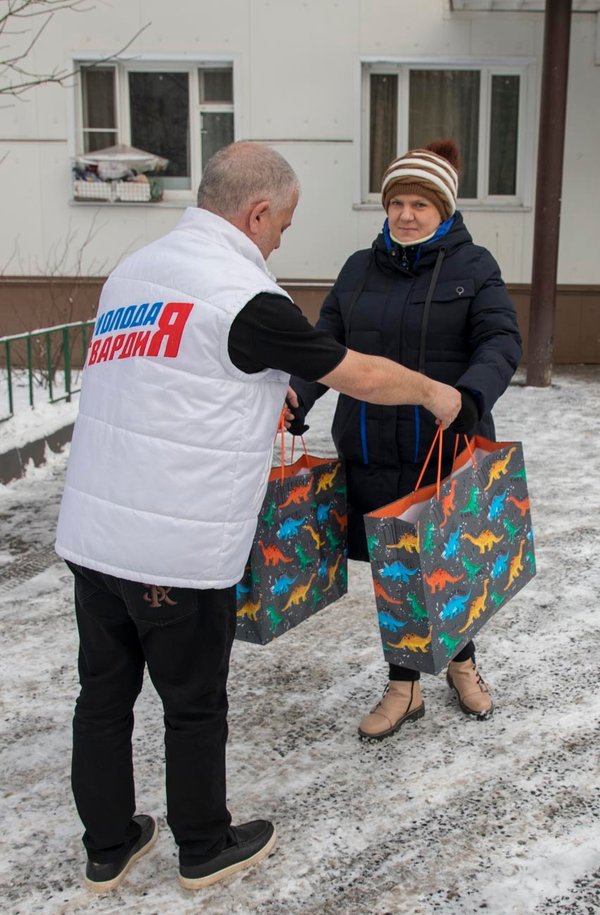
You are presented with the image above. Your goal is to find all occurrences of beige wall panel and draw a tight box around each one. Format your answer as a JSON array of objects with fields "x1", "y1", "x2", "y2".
[
  {"x1": 0, "y1": 144, "x2": 44, "y2": 275},
  {"x1": 28, "y1": 84, "x2": 71, "y2": 143},
  {"x1": 0, "y1": 102, "x2": 40, "y2": 141},
  {"x1": 129, "y1": 0, "x2": 250, "y2": 53},
  {"x1": 468, "y1": 14, "x2": 539, "y2": 55},
  {"x1": 459, "y1": 210, "x2": 528, "y2": 282},
  {"x1": 556, "y1": 15, "x2": 600, "y2": 285},
  {"x1": 68, "y1": 5, "x2": 146, "y2": 56},
  {"x1": 358, "y1": 0, "x2": 470, "y2": 56},
  {"x1": 355, "y1": 209, "x2": 391, "y2": 256},
  {"x1": 248, "y1": 0, "x2": 358, "y2": 138},
  {"x1": 267, "y1": 142, "x2": 357, "y2": 279},
  {"x1": 518, "y1": 209, "x2": 535, "y2": 286},
  {"x1": 55, "y1": 207, "x2": 183, "y2": 278}
]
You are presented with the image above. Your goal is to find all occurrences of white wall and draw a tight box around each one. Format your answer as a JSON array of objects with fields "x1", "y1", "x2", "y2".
[{"x1": 0, "y1": 0, "x2": 599, "y2": 285}]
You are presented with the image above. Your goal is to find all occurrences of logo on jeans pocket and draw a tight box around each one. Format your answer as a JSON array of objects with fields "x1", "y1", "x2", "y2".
[{"x1": 143, "y1": 585, "x2": 178, "y2": 608}]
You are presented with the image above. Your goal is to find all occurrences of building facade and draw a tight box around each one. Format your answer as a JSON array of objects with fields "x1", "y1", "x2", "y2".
[{"x1": 1, "y1": 0, "x2": 599, "y2": 361}]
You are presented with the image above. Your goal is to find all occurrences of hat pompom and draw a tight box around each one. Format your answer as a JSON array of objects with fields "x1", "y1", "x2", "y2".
[{"x1": 425, "y1": 139, "x2": 460, "y2": 173}]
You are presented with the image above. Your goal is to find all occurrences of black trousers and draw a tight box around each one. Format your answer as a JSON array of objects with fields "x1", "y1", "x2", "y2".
[
  {"x1": 388, "y1": 640, "x2": 475, "y2": 681},
  {"x1": 68, "y1": 562, "x2": 237, "y2": 867}
]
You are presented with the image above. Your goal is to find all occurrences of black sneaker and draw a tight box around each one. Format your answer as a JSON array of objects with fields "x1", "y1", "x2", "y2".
[
  {"x1": 179, "y1": 820, "x2": 276, "y2": 890},
  {"x1": 85, "y1": 814, "x2": 158, "y2": 893}
]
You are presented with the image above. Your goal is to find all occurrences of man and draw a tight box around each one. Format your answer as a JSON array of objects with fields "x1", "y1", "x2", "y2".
[{"x1": 55, "y1": 141, "x2": 460, "y2": 894}]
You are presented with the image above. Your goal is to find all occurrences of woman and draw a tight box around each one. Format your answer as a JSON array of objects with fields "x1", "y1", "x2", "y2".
[{"x1": 290, "y1": 140, "x2": 522, "y2": 740}]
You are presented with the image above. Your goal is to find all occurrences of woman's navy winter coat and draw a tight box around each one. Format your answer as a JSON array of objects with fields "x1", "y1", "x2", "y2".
[{"x1": 291, "y1": 212, "x2": 522, "y2": 561}]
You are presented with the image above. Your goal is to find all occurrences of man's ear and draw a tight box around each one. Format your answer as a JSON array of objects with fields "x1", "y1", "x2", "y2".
[{"x1": 248, "y1": 200, "x2": 270, "y2": 237}]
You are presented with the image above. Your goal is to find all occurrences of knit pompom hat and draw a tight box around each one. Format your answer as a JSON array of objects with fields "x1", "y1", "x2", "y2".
[{"x1": 381, "y1": 139, "x2": 460, "y2": 219}]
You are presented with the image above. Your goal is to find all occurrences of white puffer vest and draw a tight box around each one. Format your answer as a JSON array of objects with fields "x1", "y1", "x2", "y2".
[{"x1": 55, "y1": 208, "x2": 290, "y2": 588}]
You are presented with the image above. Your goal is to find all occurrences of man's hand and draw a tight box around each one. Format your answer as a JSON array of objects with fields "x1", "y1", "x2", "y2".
[
  {"x1": 283, "y1": 386, "x2": 309, "y2": 435},
  {"x1": 424, "y1": 379, "x2": 462, "y2": 430}
]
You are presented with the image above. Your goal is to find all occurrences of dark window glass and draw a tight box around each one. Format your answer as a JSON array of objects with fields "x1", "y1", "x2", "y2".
[
  {"x1": 129, "y1": 72, "x2": 190, "y2": 181},
  {"x1": 201, "y1": 68, "x2": 233, "y2": 103},
  {"x1": 81, "y1": 67, "x2": 117, "y2": 152},
  {"x1": 201, "y1": 112, "x2": 234, "y2": 166},
  {"x1": 409, "y1": 70, "x2": 480, "y2": 198},
  {"x1": 489, "y1": 75, "x2": 519, "y2": 195},
  {"x1": 83, "y1": 132, "x2": 117, "y2": 153},
  {"x1": 369, "y1": 74, "x2": 398, "y2": 193}
]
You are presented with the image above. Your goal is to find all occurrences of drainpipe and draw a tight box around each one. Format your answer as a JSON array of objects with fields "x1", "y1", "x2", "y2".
[{"x1": 526, "y1": 0, "x2": 572, "y2": 387}]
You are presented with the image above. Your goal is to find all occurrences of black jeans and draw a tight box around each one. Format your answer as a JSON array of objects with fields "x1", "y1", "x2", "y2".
[{"x1": 68, "y1": 562, "x2": 237, "y2": 867}]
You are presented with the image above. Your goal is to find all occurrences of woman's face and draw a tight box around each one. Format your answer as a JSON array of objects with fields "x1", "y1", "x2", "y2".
[{"x1": 386, "y1": 193, "x2": 442, "y2": 243}]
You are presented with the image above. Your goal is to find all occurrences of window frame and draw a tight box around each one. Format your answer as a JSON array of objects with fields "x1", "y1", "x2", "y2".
[
  {"x1": 358, "y1": 57, "x2": 536, "y2": 210},
  {"x1": 72, "y1": 54, "x2": 238, "y2": 202}
]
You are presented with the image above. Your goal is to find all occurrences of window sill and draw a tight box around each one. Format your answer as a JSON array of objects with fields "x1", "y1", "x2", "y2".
[{"x1": 70, "y1": 197, "x2": 195, "y2": 209}]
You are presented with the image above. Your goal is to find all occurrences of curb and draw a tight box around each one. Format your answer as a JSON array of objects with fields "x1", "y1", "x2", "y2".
[{"x1": 0, "y1": 423, "x2": 74, "y2": 485}]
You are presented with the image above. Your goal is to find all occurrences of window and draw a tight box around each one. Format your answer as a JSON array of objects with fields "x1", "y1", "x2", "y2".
[
  {"x1": 129, "y1": 72, "x2": 190, "y2": 190},
  {"x1": 78, "y1": 61, "x2": 235, "y2": 196},
  {"x1": 81, "y1": 67, "x2": 118, "y2": 152},
  {"x1": 363, "y1": 62, "x2": 529, "y2": 206},
  {"x1": 198, "y1": 68, "x2": 235, "y2": 168}
]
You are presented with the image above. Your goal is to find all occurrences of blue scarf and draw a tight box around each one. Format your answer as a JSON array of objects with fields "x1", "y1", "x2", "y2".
[{"x1": 383, "y1": 215, "x2": 455, "y2": 267}]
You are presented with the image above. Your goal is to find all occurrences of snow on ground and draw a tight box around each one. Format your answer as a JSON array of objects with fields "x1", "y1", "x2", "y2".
[
  {"x1": 0, "y1": 366, "x2": 599, "y2": 915},
  {"x1": 1, "y1": 370, "x2": 80, "y2": 451}
]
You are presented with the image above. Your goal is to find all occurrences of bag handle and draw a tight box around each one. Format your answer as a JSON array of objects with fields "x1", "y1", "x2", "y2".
[
  {"x1": 276, "y1": 410, "x2": 308, "y2": 480},
  {"x1": 452, "y1": 433, "x2": 460, "y2": 464},
  {"x1": 414, "y1": 428, "x2": 480, "y2": 499},
  {"x1": 462, "y1": 434, "x2": 478, "y2": 471},
  {"x1": 289, "y1": 429, "x2": 308, "y2": 464},
  {"x1": 414, "y1": 425, "x2": 444, "y2": 499},
  {"x1": 452, "y1": 432, "x2": 478, "y2": 472}
]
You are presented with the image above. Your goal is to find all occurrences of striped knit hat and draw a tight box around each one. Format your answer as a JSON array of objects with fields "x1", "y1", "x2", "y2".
[{"x1": 381, "y1": 140, "x2": 459, "y2": 219}]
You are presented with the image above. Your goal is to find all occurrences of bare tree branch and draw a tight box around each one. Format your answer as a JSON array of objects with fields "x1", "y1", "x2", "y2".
[
  {"x1": 0, "y1": 1, "x2": 150, "y2": 98},
  {"x1": 0, "y1": 0, "x2": 91, "y2": 31}
]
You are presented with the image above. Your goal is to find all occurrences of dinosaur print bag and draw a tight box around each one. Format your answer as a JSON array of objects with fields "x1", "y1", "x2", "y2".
[
  {"x1": 364, "y1": 431, "x2": 536, "y2": 674},
  {"x1": 235, "y1": 447, "x2": 348, "y2": 645}
]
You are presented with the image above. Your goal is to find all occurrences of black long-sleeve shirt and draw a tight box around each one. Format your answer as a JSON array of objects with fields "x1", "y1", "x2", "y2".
[{"x1": 228, "y1": 292, "x2": 346, "y2": 381}]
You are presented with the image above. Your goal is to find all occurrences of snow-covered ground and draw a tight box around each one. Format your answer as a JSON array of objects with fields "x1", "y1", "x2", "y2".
[
  {"x1": 1, "y1": 366, "x2": 599, "y2": 915},
  {"x1": 1, "y1": 369, "x2": 80, "y2": 451}
]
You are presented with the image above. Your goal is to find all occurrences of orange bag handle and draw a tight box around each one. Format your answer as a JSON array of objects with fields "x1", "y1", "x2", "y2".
[
  {"x1": 451, "y1": 433, "x2": 478, "y2": 471},
  {"x1": 414, "y1": 424, "x2": 444, "y2": 500},
  {"x1": 277, "y1": 412, "x2": 286, "y2": 479},
  {"x1": 452, "y1": 433, "x2": 460, "y2": 464},
  {"x1": 414, "y1": 428, "x2": 480, "y2": 500},
  {"x1": 276, "y1": 410, "x2": 308, "y2": 480},
  {"x1": 289, "y1": 430, "x2": 308, "y2": 464},
  {"x1": 462, "y1": 434, "x2": 478, "y2": 471}
]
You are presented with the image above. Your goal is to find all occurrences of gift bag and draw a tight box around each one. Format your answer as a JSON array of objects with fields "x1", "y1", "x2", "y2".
[
  {"x1": 364, "y1": 429, "x2": 536, "y2": 674},
  {"x1": 235, "y1": 435, "x2": 348, "y2": 645}
]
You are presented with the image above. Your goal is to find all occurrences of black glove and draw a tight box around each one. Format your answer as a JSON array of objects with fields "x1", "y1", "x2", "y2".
[
  {"x1": 286, "y1": 396, "x2": 310, "y2": 436},
  {"x1": 451, "y1": 388, "x2": 480, "y2": 435}
]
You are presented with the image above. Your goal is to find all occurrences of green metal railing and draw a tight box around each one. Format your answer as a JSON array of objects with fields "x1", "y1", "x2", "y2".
[{"x1": 1, "y1": 320, "x2": 95, "y2": 419}]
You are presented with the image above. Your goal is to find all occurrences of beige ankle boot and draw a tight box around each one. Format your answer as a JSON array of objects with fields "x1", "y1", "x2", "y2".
[
  {"x1": 358, "y1": 680, "x2": 425, "y2": 740},
  {"x1": 447, "y1": 659, "x2": 493, "y2": 719}
]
